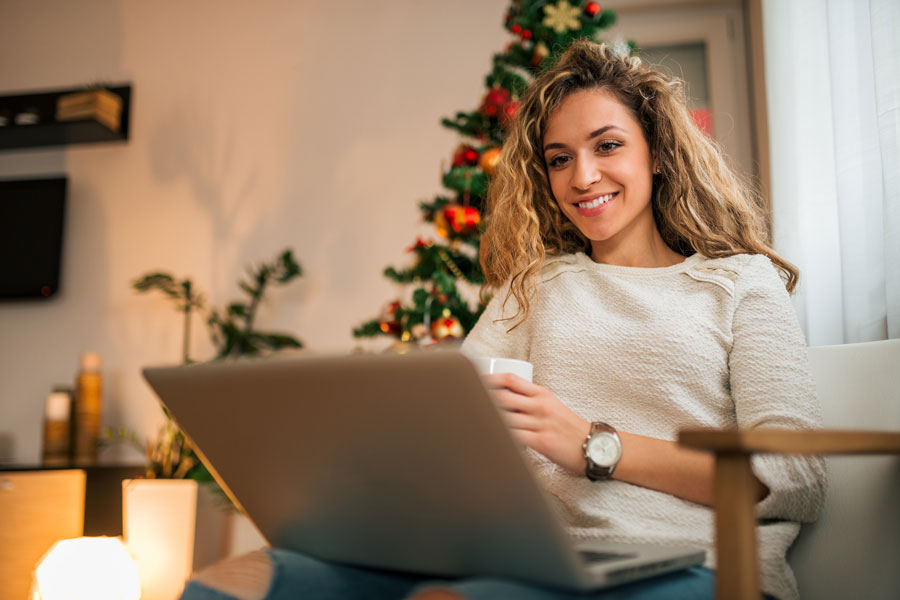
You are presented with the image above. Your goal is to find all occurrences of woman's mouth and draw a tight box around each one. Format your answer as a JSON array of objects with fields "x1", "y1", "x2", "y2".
[{"x1": 574, "y1": 192, "x2": 617, "y2": 214}]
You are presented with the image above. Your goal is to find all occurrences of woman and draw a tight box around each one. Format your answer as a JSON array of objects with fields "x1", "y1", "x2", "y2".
[
  {"x1": 182, "y1": 40, "x2": 824, "y2": 600},
  {"x1": 461, "y1": 40, "x2": 825, "y2": 599}
]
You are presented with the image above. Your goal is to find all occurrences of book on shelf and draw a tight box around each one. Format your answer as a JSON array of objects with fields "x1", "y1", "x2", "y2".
[{"x1": 56, "y1": 88, "x2": 123, "y2": 132}]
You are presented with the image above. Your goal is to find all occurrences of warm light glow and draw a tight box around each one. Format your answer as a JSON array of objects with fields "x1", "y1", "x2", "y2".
[{"x1": 32, "y1": 537, "x2": 141, "y2": 600}]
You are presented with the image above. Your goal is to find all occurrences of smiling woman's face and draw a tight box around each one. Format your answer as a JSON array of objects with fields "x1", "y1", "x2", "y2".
[{"x1": 542, "y1": 88, "x2": 657, "y2": 258}]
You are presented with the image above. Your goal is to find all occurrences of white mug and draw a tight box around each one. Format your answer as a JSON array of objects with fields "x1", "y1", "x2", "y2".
[{"x1": 471, "y1": 357, "x2": 533, "y2": 382}]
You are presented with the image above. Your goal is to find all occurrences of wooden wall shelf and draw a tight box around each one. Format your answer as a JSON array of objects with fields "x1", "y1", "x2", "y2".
[{"x1": 0, "y1": 84, "x2": 131, "y2": 151}]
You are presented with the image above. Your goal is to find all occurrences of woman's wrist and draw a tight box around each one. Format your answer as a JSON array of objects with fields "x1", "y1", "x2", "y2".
[{"x1": 564, "y1": 418, "x2": 592, "y2": 475}]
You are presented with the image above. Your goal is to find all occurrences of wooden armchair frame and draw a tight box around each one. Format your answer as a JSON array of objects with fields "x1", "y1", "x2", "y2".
[{"x1": 679, "y1": 428, "x2": 900, "y2": 599}]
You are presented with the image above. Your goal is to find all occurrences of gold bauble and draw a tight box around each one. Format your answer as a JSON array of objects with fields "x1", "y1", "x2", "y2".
[
  {"x1": 479, "y1": 147, "x2": 502, "y2": 176},
  {"x1": 434, "y1": 203, "x2": 462, "y2": 238},
  {"x1": 430, "y1": 309, "x2": 464, "y2": 341}
]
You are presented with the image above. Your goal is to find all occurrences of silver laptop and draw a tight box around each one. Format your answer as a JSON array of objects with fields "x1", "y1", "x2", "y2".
[{"x1": 143, "y1": 351, "x2": 705, "y2": 591}]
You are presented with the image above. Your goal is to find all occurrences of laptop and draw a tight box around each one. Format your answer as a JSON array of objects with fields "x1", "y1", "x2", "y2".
[{"x1": 142, "y1": 351, "x2": 705, "y2": 591}]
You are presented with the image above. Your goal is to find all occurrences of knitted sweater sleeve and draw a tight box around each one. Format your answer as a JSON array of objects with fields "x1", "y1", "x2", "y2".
[
  {"x1": 730, "y1": 255, "x2": 827, "y2": 522},
  {"x1": 460, "y1": 285, "x2": 532, "y2": 361}
]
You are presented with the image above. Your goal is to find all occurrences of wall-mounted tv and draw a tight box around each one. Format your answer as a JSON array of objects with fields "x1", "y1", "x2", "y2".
[{"x1": 0, "y1": 176, "x2": 66, "y2": 299}]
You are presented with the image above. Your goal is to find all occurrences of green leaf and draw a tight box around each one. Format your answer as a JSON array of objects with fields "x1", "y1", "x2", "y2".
[
  {"x1": 411, "y1": 287, "x2": 431, "y2": 305},
  {"x1": 133, "y1": 273, "x2": 181, "y2": 299},
  {"x1": 276, "y1": 249, "x2": 302, "y2": 282},
  {"x1": 250, "y1": 332, "x2": 303, "y2": 351},
  {"x1": 227, "y1": 303, "x2": 248, "y2": 319},
  {"x1": 353, "y1": 319, "x2": 389, "y2": 338},
  {"x1": 598, "y1": 10, "x2": 617, "y2": 29}
]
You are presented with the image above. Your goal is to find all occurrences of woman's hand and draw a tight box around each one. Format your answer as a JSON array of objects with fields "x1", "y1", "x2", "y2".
[
  {"x1": 481, "y1": 374, "x2": 761, "y2": 506},
  {"x1": 482, "y1": 373, "x2": 590, "y2": 475}
]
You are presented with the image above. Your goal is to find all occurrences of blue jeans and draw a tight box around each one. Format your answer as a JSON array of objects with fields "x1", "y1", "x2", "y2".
[{"x1": 181, "y1": 549, "x2": 719, "y2": 599}]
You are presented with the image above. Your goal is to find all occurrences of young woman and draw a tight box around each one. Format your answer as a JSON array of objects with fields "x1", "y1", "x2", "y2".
[
  {"x1": 181, "y1": 40, "x2": 824, "y2": 600},
  {"x1": 460, "y1": 40, "x2": 825, "y2": 600}
]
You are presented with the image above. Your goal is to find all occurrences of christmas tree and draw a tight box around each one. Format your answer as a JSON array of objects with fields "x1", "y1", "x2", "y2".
[{"x1": 353, "y1": 1, "x2": 624, "y2": 349}]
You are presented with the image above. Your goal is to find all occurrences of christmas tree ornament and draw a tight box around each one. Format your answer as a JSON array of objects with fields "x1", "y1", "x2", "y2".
[
  {"x1": 451, "y1": 144, "x2": 480, "y2": 167},
  {"x1": 434, "y1": 206, "x2": 453, "y2": 238},
  {"x1": 387, "y1": 330, "x2": 419, "y2": 354},
  {"x1": 531, "y1": 42, "x2": 550, "y2": 67},
  {"x1": 431, "y1": 309, "x2": 464, "y2": 341},
  {"x1": 378, "y1": 300, "x2": 402, "y2": 336},
  {"x1": 439, "y1": 204, "x2": 481, "y2": 237},
  {"x1": 479, "y1": 147, "x2": 502, "y2": 176},
  {"x1": 407, "y1": 237, "x2": 433, "y2": 252},
  {"x1": 543, "y1": 0, "x2": 582, "y2": 34},
  {"x1": 410, "y1": 323, "x2": 428, "y2": 340},
  {"x1": 436, "y1": 248, "x2": 466, "y2": 280},
  {"x1": 521, "y1": 29, "x2": 533, "y2": 40},
  {"x1": 480, "y1": 88, "x2": 512, "y2": 118},
  {"x1": 501, "y1": 101, "x2": 520, "y2": 129},
  {"x1": 584, "y1": 2, "x2": 601, "y2": 17},
  {"x1": 511, "y1": 24, "x2": 522, "y2": 35}
]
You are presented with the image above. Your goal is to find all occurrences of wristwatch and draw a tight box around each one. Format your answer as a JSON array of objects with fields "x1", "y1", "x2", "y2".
[{"x1": 582, "y1": 422, "x2": 622, "y2": 481}]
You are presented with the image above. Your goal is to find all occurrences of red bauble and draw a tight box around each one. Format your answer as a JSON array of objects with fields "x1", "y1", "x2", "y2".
[
  {"x1": 511, "y1": 24, "x2": 522, "y2": 34},
  {"x1": 451, "y1": 144, "x2": 480, "y2": 167},
  {"x1": 522, "y1": 29, "x2": 532, "y2": 40},
  {"x1": 453, "y1": 205, "x2": 481, "y2": 235},
  {"x1": 585, "y1": 2, "x2": 601, "y2": 17},
  {"x1": 379, "y1": 301, "x2": 402, "y2": 336},
  {"x1": 501, "y1": 101, "x2": 519, "y2": 128},
  {"x1": 480, "y1": 88, "x2": 512, "y2": 118},
  {"x1": 431, "y1": 311, "x2": 464, "y2": 341},
  {"x1": 407, "y1": 237, "x2": 433, "y2": 252},
  {"x1": 439, "y1": 204, "x2": 481, "y2": 237}
]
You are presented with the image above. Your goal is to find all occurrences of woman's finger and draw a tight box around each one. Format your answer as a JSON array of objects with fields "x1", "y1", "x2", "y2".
[
  {"x1": 509, "y1": 428, "x2": 539, "y2": 449},
  {"x1": 481, "y1": 372, "x2": 540, "y2": 395},
  {"x1": 490, "y1": 388, "x2": 537, "y2": 413},
  {"x1": 498, "y1": 409, "x2": 540, "y2": 432}
]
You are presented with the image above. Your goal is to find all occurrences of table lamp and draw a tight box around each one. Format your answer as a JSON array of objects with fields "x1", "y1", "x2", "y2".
[{"x1": 32, "y1": 536, "x2": 141, "y2": 600}]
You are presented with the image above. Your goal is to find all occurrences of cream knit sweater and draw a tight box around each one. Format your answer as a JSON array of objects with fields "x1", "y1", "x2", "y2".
[{"x1": 460, "y1": 252, "x2": 826, "y2": 600}]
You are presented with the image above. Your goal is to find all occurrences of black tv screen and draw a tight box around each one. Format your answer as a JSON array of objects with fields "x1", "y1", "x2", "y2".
[{"x1": 0, "y1": 176, "x2": 66, "y2": 299}]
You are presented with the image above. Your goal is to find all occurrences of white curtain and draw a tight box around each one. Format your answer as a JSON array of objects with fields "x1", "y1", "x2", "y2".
[{"x1": 762, "y1": 0, "x2": 899, "y2": 346}]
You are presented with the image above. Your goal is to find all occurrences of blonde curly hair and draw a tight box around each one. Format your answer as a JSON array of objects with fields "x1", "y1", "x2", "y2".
[{"x1": 480, "y1": 39, "x2": 797, "y2": 326}]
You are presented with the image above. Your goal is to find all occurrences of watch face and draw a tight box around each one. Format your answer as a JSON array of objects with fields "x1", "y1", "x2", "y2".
[{"x1": 587, "y1": 433, "x2": 621, "y2": 467}]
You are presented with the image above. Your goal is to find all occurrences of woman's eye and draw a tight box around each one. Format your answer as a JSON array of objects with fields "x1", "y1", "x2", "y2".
[
  {"x1": 548, "y1": 155, "x2": 570, "y2": 168},
  {"x1": 597, "y1": 141, "x2": 622, "y2": 153}
]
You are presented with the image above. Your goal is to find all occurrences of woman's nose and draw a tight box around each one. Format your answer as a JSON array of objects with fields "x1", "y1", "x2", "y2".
[{"x1": 572, "y1": 158, "x2": 601, "y2": 190}]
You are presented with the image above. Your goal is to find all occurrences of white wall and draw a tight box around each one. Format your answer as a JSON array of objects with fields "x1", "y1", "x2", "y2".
[{"x1": 0, "y1": 0, "x2": 507, "y2": 464}]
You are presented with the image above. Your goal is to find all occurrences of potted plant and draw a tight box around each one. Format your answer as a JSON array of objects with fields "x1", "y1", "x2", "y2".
[
  {"x1": 128, "y1": 248, "x2": 303, "y2": 485},
  {"x1": 110, "y1": 249, "x2": 304, "y2": 584}
]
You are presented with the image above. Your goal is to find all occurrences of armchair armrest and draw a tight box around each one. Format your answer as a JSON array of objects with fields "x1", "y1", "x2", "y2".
[
  {"x1": 679, "y1": 428, "x2": 900, "y2": 455},
  {"x1": 677, "y1": 428, "x2": 900, "y2": 600}
]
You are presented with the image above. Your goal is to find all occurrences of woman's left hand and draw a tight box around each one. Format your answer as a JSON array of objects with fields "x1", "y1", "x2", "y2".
[{"x1": 482, "y1": 373, "x2": 591, "y2": 474}]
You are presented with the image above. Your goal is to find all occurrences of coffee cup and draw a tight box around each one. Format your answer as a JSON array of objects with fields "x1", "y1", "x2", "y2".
[{"x1": 470, "y1": 357, "x2": 533, "y2": 382}]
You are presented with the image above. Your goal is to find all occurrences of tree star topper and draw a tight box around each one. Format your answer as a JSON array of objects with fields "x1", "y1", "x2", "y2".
[{"x1": 543, "y1": 0, "x2": 582, "y2": 34}]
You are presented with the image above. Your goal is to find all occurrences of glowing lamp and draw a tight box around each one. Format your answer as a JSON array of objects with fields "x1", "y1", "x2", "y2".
[{"x1": 32, "y1": 536, "x2": 141, "y2": 600}]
